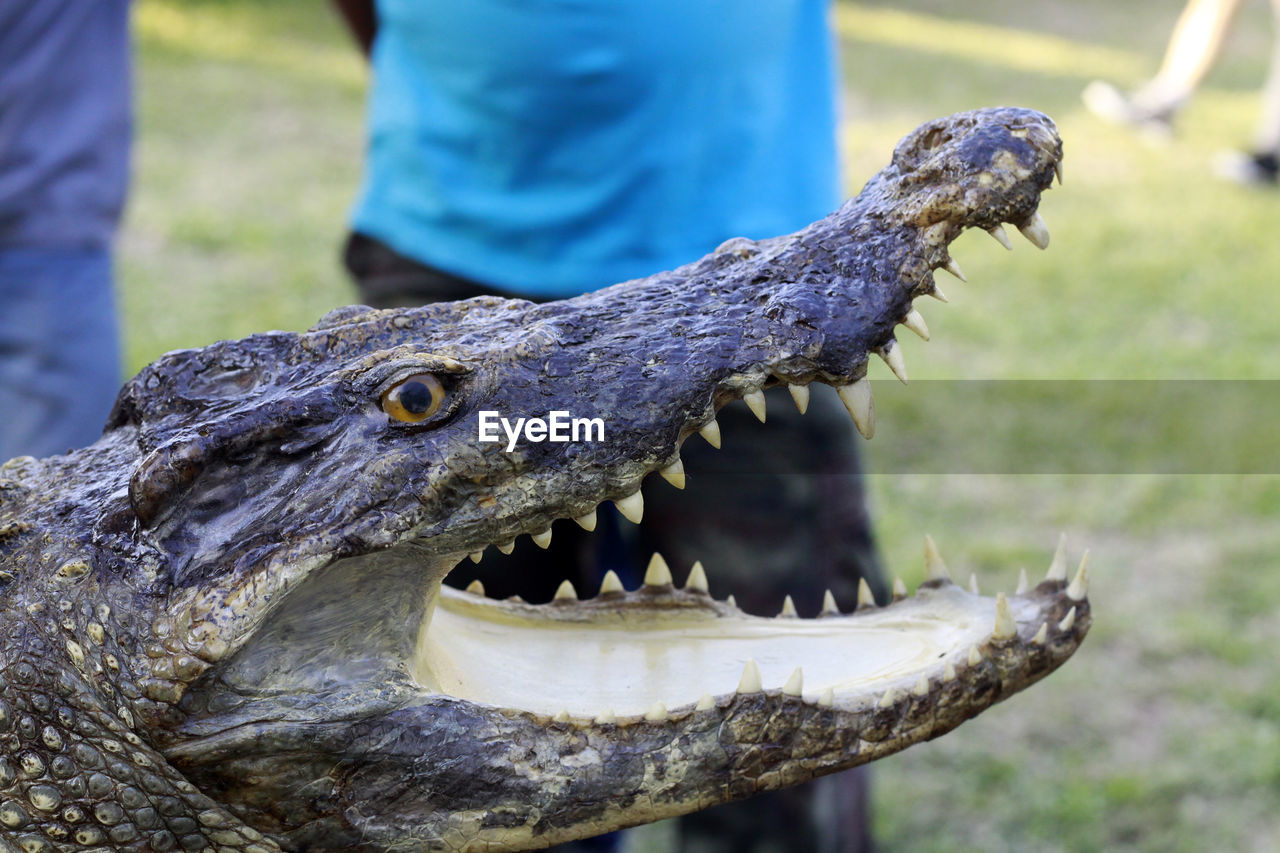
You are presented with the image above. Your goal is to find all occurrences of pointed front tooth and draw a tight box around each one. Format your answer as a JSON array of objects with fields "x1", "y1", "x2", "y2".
[
  {"x1": 782, "y1": 667, "x2": 804, "y2": 696},
  {"x1": 924, "y1": 534, "x2": 951, "y2": 582},
  {"x1": 615, "y1": 490, "x2": 644, "y2": 524},
  {"x1": 726, "y1": 593, "x2": 738, "y2": 609},
  {"x1": 574, "y1": 508, "x2": 598, "y2": 532},
  {"x1": 469, "y1": 550, "x2": 485, "y2": 564},
  {"x1": 497, "y1": 541, "x2": 515, "y2": 555},
  {"x1": 993, "y1": 592, "x2": 1017, "y2": 640},
  {"x1": 968, "y1": 573, "x2": 980, "y2": 595},
  {"x1": 818, "y1": 687, "x2": 835, "y2": 708},
  {"x1": 1054, "y1": 161, "x2": 1064, "y2": 185},
  {"x1": 531, "y1": 529, "x2": 553, "y2": 549},
  {"x1": 743, "y1": 389, "x2": 767, "y2": 423},
  {"x1": 737, "y1": 659, "x2": 763, "y2": 693},
  {"x1": 856, "y1": 578, "x2": 875, "y2": 609},
  {"x1": 913, "y1": 674, "x2": 929, "y2": 696},
  {"x1": 943, "y1": 257, "x2": 967, "y2": 282},
  {"x1": 659, "y1": 458, "x2": 686, "y2": 489},
  {"x1": 878, "y1": 687, "x2": 900, "y2": 709},
  {"x1": 685, "y1": 561, "x2": 709, "y2": 593},
  {"x1": 1046, "y1": 533, "x2": 1068, "y2": 581},
  {"x1": 837, "y1": 378, "x2": 875, "y2": 439},
  {"x1": 695, "y1": 694, "x2": 716, "y2": 711},
  {"x1": 943, "y1": 660, "x2": 957, "y2": 682},
  {"x1": 1032, "y1": 623, "x2": 1049, "y2": 645},
  {"x1": 901, "y1": 308, "x2": 930, "y2": 341},
  {"x1": 465, "y1": 579, "x2": 486, "y2": 596},
  {"x1": 554, "y1": 579, "x2": 578, "y2": 602},
  {"x1": 1015, "y1": 567, "x2": 1029, "y2": 595},
  {"x1": 1067, "y1": 551, "x2": 1090, "y2": 600},
  {"x1": 987, "y1": 224, "x2": 1014, "y2": 250},
  {"x1": 599, "y1": 570, "x2": 625, "y2": 595},
  {"x1": 878, "y1": 341, "x2": 908, "y2": 384},
  {"x1": 644, "y1": 553, "x2": 673, "y2": 587},
  {"x1": 892, "y1": 576, "x2": 908, "y2": 600},
  {"x1": 788, "y1": 383, "x2": 810, "y2": 414},
  {"x1": 779, "y1": 595, "x2": 798, "y2": 617},
  {"x1": 1018, "y1": 211, "x2": 1050, "y2": 249},
  {"x1": 1058, "y1": 606, "x2": 1077, "y2": 632},
  {"x1": 968, "y1": 646, "x2": 984, "y2": 666},
  {"x1": 595, "y1": 709, "x2": 616, "y2": 724},
  {"x1": 645, "y1": 702, "x2": 668, "y2": 722},
  {"x1": 929, "y1": 283, "x2": 950, "y2": 302},
  {"x1": 822, "y1": 589, "x2": 841, "y2": 615},
  {"x1": 698, "y1": 419, "x2": 722, "y2": 449}
]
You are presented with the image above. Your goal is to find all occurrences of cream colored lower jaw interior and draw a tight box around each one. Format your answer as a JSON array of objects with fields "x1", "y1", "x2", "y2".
[{"x1": 412, "y1": 585, "x2": 1024, "y2": 717}]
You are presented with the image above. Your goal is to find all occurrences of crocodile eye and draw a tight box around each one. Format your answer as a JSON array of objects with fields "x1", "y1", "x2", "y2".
[{"x1": 381, "y1": 373, "x2": 446, "y2": 423}]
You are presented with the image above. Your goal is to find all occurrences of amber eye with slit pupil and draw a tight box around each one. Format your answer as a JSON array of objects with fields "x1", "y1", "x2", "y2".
[{"x1": 381, "y1": 372, "x2": 445, "y2": 423}]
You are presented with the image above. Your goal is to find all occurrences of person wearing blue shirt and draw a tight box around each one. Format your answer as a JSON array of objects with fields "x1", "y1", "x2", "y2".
[
  {"x1": 0, "y1": 2, "x2": 131, "y2": 461},
  {"x1": 333, "y1": 3, "x2": 880, "y2": 851}
]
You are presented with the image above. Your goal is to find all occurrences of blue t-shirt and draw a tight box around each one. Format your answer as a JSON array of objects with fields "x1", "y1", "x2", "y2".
[
  {"x1": 0, "y1": 1, "x2": 132, "y2": 251},
  {"x1": 353, "y1": 0, "x2": 839, "y2": 298}
]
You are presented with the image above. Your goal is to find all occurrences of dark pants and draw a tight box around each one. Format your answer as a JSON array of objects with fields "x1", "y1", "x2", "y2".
[{"x1": 344, "y1": 233, "x2": 880, "y2": 853}]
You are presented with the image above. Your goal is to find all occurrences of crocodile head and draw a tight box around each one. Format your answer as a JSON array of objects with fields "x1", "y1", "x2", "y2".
[{"x1": 0, "y1": 108, "x2": 1087, "y2": 852}]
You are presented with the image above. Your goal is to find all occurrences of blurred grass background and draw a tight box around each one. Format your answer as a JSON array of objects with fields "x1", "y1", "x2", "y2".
[{"x1": 124, "y1": 1, "x2": 1280, "y2": 850}]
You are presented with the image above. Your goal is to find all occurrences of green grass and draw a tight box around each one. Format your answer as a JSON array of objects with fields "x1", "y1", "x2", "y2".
[{"x1": 125, "y1": 1, "x2": 1280, "y2": 850}]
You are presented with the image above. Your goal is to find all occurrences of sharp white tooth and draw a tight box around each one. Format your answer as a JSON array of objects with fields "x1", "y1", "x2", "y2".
[
  {"x1": 877, "y1": 341, "x2": 908, "y2": 384},
  {"x1": 943, "y1": 257, "x2": 967, "y2": 282},
  {"x1": 822, "y1": 589, "x2": 841, "y2": 615},
  {"x1": 901, "y1": 309, "x2": 930, "y2": 341},
  {"x1": 857, "y1": 578, "x2": 875, "y2": 609},
  {"x1": 788, "y1": 383, "x2": 810, "y2": 414},
  {"x1": 497, "y1": 541, "x2": 515, "y2": 555},
  {"x1": 465, "y1": 579, "x2": 486, "y2": 596},
  {"x1": 696, "y1": 694, "x2": 716, "y2": 711},
  {"x1": 929, "y1": 283, "x2": 950, "y2": 302},
  {"x1": 726, "y1": 593, "x2": 738, "y2": 609},
  {"x1": 924, "y1": 534, "x2": 951, "y2": 582},
  {"x1": 685, "y1": 560, "x2": 709, "y2": 593},
  {"x1": 968, "y1": 646, "x2": 983, "y2": 666},
  {"x1": 554, "y1": 580, "x2": 578, "y2": 602},
  {"x1": 659, "y1": 458, "x2": 686, "y2": 489},
  {"x1": 968, "y1": 573, "x2": 980, "y2": 595},
  {"x1": 782, "y1": 667, "x2": 804, "y2": 696},
  {"x1": 595, "y1": 709, "x2": 616, "y2": 724},
  {"x1": 993, "y1": 592, "x2": 1017, "y2": 640},
  {"x1": 644, "y1": 702, "x2": 668, "y2": 722},
  {"x1": 1046, "y1": 532, "x2": 1068, "y2": 581},
  {"x1": 818, "y1": 687, "x2": 835, "y2": 708},
  {"x1": 1058, "y1": 606, "x2": 1077, "y2": 632},
  {"x1": 698, "y1": 419, "x2": 722, "y2": 449},
  {"x1": 779, "y1": 595, "x2": 798, "y2": 617},
  {"x1": 1054, "y1": 161, "x2": 1064, "y2": 185},
  {"x1": 943, "y1": 660, "x2": 957, "y2": 682},
  {"x1": 743, "y1": 389, "x2": 767, "y2": 422},
  {"x1": 644, "y1": 553, "x2": 673, "y2": 587},
  {"x1": 892, "y1": 576, "x2": 908, "y2": 600},
  {"x1": 1067, "y1": 551, "x2": 1090, "y2": 601},
  {"x1": 1015, "y1": 567, "x2": 1029, "y2": 595},
  {"x1": 837, "y1": 378, "x2": 875, "y2": 439},
  {"x1": 469, "y1": 550, "x2": 485, "y2": 564},
  {"x1": 553, "y1": 710, "x2": 570, "y2": 723},
  {"x1": 1018, "y1": 211, "x2": 1050, "y2": 249},
  {"x1": 531, "y1": 529, "x2": 553, "y2": 549},
  {"x1": 1032, "y1": 623, "x2": 1049, "y2": 645},
  {"x1": 737, "y1": 659, "x2": 763, "y2": 693},
  {"x1": 574, "y1": 509, "x2": 598, "y2": 531},
  {"x1": 878, "y1": 687, "x2": 900, "y2": 708},
  {"x1": 615, "y1": 490, "x2": 644, "y2": 524},
  {"x1": 913, "y1": 674, "x2": 929, "y2": 696},
  {"x1": 599, "y1": 570, "x2": 625, "y2": 595},
  {"x1": 987, "y1": 224, "x2": 1014, "y2": 250}
]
